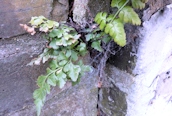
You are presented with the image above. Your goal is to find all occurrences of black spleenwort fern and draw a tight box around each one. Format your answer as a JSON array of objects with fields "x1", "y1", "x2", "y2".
[{"x1": 26, "y1": 16, "x2": 90, "y2": 116}]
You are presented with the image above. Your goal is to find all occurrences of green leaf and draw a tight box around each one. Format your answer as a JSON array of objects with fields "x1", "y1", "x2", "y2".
[
  {"x1": 66, "y1": 50, "x2": 71, "y2": 58},
  {"x1": 82, "y1": 65, "x2": 92, "y2": 72},
  {"x1": 34, "y1": 99, "x2": 43, "y2": 116},
  {"x1": 56, "y1": 37, "x2": 68, "y2": 46},
  {"x1": 63, "y1": 33, "x2": 73, "y2": 40},
  {"x1": 58, "y1": 78, "x2": 66, "y2": 88},
  {"x1": 56, "y1": 71, "x2": 67, "y2": 88},
  {"x1": 111, "y1": 0, "x2": 127, "y2": 8},
  {"x1": 49, "y1": 60, "x2": 58, "y2": 70},
  {"x1": 106, "y1": 14, "x2": 114, "y2": 22},
  {"x1": 39, "y1": 16, "x2": 46, "y2": 20},
  {"x1": 54, "y1": 22, "x2": 60, "y2": 27},
  {"x1": 91, "y1": 40, "x2": 103, "y2": 52},
  {"x1": 47, "y1": 73, "x2": 57, "y2": 86},
  {"x1": 111, "y1": 0, "x2": 119, "y2": 7},
  {"x1": 94, "y1": 12, "x2": 107, "y2": 30},
  {"x1": 37, "y1": 75, "x2": 47, "y2": 87},
  {"x1": 68, "y1": 65, "x2": 81, "y2": 82},
  {"x1": 49, "y1": 29, "x2": 63, "y2": 38},
  {"x1": 73, "y1": 34, "x2": 81, "y2": 40},
  {"x1": 33, "y1": 89, "x2": 46, "y2": 101},
  {"x1": 71, "y1": 51, "x2": 78, "y2": 61},
  {"x1": 46, "y1": 67, "x2": 54, "y2": 75},
  {"x1": 29, "y1": 16, "x2": 45, "y2": 26},
  {"x1": 79, "y1": 50, "x2": 88, "y2": 56},
  {"x1": 85, "y1": 34, "x2": 93, "y2": 41},
  {"x1": 105, "y1": 19, "x2": 126, "y2": 47},
  {"x1": 57, "y1": 52, "x2": 67, "y2": 61},
  {"x1": 49, "y1": 39, "x2": 59, "y2": 49},
  {"x1": 131, "y1": 0, "x2": 145, "y2": 9},
  {"x1": 119, "y1": 6, "x2": 141, "y2": 25},
  {"x1": 52, "y1": 50, "x2": 59, "y2": 56},
  {"x1": 63, "y1": 62, "x2": 71, "y2": 72},
  {"x1": 77, "y1": 43, "x2": 86, "y2": 52},
  {"x1": 43, "y1": 83, "x2": 51, "y2": 94},
  {"x1": 39, "y1": 24, "x2": 49, "y2": 32},
  {"x1": 49, "y1": 29, "x2": 58, "y2": 38},
  {"x1": 99, "y1": 20, "x2": 106, "y2": 30},
  {"x1": 61, "y1": 25, "x2": 75, "y2": 32},
  {"x1": 102, "y1": 35, "x2": 111, "y2": 44},
  {"x1": 47, "y1": 20, "x2": 55, "y2": 28},
  {"x1": 59, "y1": 60, "x2": 68, "y2": 66}
]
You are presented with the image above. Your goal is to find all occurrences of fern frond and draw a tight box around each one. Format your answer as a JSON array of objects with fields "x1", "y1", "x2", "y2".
[
  {"x1": 105, "y1": 19, "x2": 126, "y2": 47},
  {"x1": 131, "y1": 0, "x2": 145, "y2": 9},
  {"x1": 119, "y1": 6, "x2": 141, "y2": 25},
  {"x1": 111, "y1": 0, "x2": 127, "y2": 8},
  {"x1": 94, "y1": 12, "x2": 108, "y2": 30}
]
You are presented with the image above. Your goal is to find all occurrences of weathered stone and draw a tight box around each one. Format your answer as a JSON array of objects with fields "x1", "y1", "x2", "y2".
[
  {"x1": 73, "y1": 0, "x2": 110, "y2": 27},
  {"x1": 51, "y1": 0, "x2": 69, "y2": 21},
  {"x1": 87, "y1": 0, "x2": 111, "y2": 19},
  {"x1": 99, "y1": 86, "x2": 127, "y2": 116},
  {"x1": 106, "y1": 4, "x2": 172, "y2": 116},
  {"x1": 143, "y1": 0, "x2": 172, "y2": 20},
  {"x1": 0, "y1": 0, "x2": 53, "y2": 38},
  {"x1": 5, "y1": 71, "x2": 98, "y2": 116},
  {"x1": 0, "y1": 34, "x2": 47, "y2": 115},
  {"x1": 0, "y1": 34, "x2": 98, "y2": 116}
]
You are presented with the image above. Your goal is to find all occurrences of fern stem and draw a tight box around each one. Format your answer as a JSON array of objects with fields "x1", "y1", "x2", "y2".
[{"x1": 110, "y1": 0, "x2": 129, "y2": 23}]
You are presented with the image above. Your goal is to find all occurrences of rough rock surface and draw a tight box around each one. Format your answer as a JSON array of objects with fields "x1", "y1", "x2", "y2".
[
  {"x1": 51, "y1": 0, "x2": 69, "y2": 22},
  {"x1": 0, "y1": 0, "x2": 69, "y2": 39},
  {"x1": 73, "y1": 0, "x2": 110, "y2": 27},
  {"x1": 0, "y1": 34, "x2": 98, "y2": 116},
  {"x1": 0, "y1": 0, "x2": 53, "y2": 38},
  {"x1": 105, "y1": 4, "x2": 172, "y2": 116},
  {"x1": 143, "y1": 0, "x2": 172, "y2": 20},
  {"x1": 99, "y1": 85, "x2": 127, "y2": 116},
  {"x1": 0, "y1": 34, "x2": 47, "y2": 115}
]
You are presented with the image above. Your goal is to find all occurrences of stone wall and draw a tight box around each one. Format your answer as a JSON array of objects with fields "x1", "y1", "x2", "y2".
[
  {"x1": 0, "y1": 0, "x2": 108, "y2": 115},
  {"x1": 1, "y1": 0, "x2": 172, "y2": 116},
  {"x1": 0, "y1": 34, "x2": 98, "y2": 116},
  {"x1": 0, "y1": 0, "x2": 69, "y2": 39}
]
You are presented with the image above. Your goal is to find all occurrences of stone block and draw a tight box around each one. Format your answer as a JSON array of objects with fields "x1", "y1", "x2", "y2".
[
  {"x1": 51, "y1": 0, "x2": 69, "y2": 22},
  {"x1": 99, "y1": 86, "x2": 127, "y2": 116},
  {"x1": 0, "y1": 34, "x2": 98, "y2": 116},
  {"x1": 0, "y1": 34, "x2": 47, "y2": 115},
  {"x1": 0, "y1": 0, "x2": 53, "y2": 38},
  {"x1": 73, "y1": 0, "x2": 110, "y2": 27}
]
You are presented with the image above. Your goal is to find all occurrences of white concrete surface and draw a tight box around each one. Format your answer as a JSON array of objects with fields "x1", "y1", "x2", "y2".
[{"x1": 126, "y1": 5, "x2": 172, "y2": 116}]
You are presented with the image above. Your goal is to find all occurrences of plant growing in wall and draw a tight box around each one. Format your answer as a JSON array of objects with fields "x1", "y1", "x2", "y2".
[
  {"x1": 21, "y1": 16, "x2": 91, "y2": 116},
  {"x1": 94, "y1": 0, "x2": 148, "y2": 47},
  {"x1": 21, "y1": 0, "x2": 148, "y2": 115}
]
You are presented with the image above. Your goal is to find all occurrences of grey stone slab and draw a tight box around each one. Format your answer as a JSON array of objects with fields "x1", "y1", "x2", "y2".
[
  {"x1": 0, "y1": 34, "x2": 98, "y2": 116},
  {"x1": 0, "y1": 34, "x2": 47, "y2": 115},
  {"x1": 0, "y1": 0, "x2": 53, "y2": 38}
]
